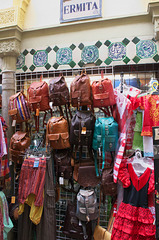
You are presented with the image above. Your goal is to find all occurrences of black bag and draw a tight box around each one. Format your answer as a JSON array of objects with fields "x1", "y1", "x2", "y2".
[
  {"x1": 62, "y1": 201, "x2": 92, "y2": 240},
  {"x1": 70, "y1": 110, "x2": 95, "y2": 147}
]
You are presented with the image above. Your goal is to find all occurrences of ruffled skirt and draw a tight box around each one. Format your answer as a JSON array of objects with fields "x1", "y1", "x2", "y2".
[{"x1": 111, "y1": 202, "x2": 156, "y2": 240}]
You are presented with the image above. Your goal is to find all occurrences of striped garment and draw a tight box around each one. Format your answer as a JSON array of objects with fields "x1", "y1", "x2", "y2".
[{"x1": 18, "y1": 157, "x2": 46, "y2": 207}]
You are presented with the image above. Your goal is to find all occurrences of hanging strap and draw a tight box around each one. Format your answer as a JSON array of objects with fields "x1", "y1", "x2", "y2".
[
  {"x1": 102, "y1": 121, "x2": 106, "y2": 169},
  {"x1": 93, "y1": 150, "x2": 99, "y2": 177}
]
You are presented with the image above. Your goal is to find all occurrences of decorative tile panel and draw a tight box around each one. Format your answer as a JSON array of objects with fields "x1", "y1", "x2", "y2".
[
  {"x1": 56, "y1": 47, "x2": 72, "y2": 65},
  {"x1": 16, "y1": 53, "x2": 25, "y2": 69},
  {"x1": 33, "y1": 50, "x2": 48, "y2": 67},
  {"x1": 82, "y1": 45, "x2": 99, "y2": 63},
  {"x1": 136, "y1": 40, "x2": 157, "y2": 59},
  {"x1": 108, "y1": 42, "x2": 126, "y2": 61},
  {"x1": 15, "y1": 36, "x2": 159, "y2": 73}
]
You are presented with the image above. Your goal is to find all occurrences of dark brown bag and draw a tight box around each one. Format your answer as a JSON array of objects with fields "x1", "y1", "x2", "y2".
[
  {"x1": 49, "y1": 76, "x2": 69, "y2": 106},
  {"x1": 101, "y1": 167, "x2": 117, "y2": 196},
  {"x1": 54, "y1": 149, "x2": 73, "y2": 180},
  {"x1": 9, "y1": 131, "x2": 30, "y2": 164},
  {"x1": 77, "y1": 165, "x2": 101, "y2": 187},
  {"x1": 70, "y1": 71, "x2": 92, "y2": 107},
  {"x1": 62, "y1": 201, "x2": 92, "y2": 240},
  {"x1": 46, "y1": 116, "x2": 70, "y2": 149}
]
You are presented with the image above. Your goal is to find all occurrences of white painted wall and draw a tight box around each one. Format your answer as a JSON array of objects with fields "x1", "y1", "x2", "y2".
[
  {"x1": 23, "y1": 0, "x2": 150, "y2": 31},
  {"x1": 0, "y1": 0, "x2": 13, "y2": 9}
]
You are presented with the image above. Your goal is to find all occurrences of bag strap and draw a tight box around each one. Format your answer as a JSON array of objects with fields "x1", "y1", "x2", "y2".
[{"x1": 102, "y1": 121, "x2": 106, "y2": 169}]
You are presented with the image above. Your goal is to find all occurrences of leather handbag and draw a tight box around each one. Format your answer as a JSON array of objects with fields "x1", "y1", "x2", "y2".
[
  {"x1": 53, "y1": 149, "x2": 73, "y2": 180},
  {"x1": 27, "y1": 80, "x2": 50, "y2": 112},
  {"x1": 49, "y1": 75, "x2": 70, "y2": 106},
  {"x1": 46, "y1": 116, "x2": 70, "y2": 149},
  {"x1": 9, "y1": 131, "x2": 30, "y2": 164},
  {"x1": 93, "y1": 225, "x2": 111, "y2": 240},
  {"x1": 70, "y1": 71, "x2": 92, "y2": 107},
  {"x1": 101, "y1": 167, "x2": 117, "y2": 196},
  {"x1": 77, "y1": 165, "x2": 101, "y2": 187},
  {"x1": 62, "y1": 201, "x2": 92, "y2": 240},
  {"x1": 92, "y1": 117, "x2": 118, "y2": 169},
  {"x1": 8, "y1": 91, "x2": 31, "y2": 123},
  {"x1": 70, "y1": 110, "x2": 95, "y2": 147},
  {"x1": 92, "y1": 78, "x2": 116, "y2": 108}
]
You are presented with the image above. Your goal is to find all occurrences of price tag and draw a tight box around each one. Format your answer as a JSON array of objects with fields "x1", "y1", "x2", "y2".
[
  {"x1": 155, "y1": 129, "x2": 159, "y2": 140},
  {"x1": 59, "y1": 177, "x2": 64, "y2": 185},
  {"x1": 12, "y1": 120, "x2": 16, "y2": 127},
  {"x1": 81, "y1": 127, "x2": 86, "y2": 135},
  {"x1": 98, "y1": 148, "x2": 101, "y2": 156},
  {"x1": 79, "y1": 220, "x2": 82, "y2": 226},
  {"x1": 33, "y1": 158, "x2": 39, "y2": 168},
  {"x1": 36, "y1": 108, "x2": 39, "y2": 116},
  {"x1": 11, "y1": 196, "x2": 15, "y2": 204}
]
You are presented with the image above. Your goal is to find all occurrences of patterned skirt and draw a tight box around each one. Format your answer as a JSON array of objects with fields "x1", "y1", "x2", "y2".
[{"x1": 111, "y1": 202, "x2": 156, "y2": 240}]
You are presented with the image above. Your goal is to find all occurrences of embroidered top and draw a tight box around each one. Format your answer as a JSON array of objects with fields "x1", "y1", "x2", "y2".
[{"x1": 134, "y1": 94, "x2": 159, "y2": 136}]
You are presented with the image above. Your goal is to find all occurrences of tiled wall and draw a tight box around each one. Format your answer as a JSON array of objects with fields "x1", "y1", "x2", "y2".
[{"x1": 1, "y1": 36, "x2": 159, "y2": 73}]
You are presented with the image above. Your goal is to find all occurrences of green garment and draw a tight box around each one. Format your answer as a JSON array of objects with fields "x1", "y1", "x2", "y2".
[{"x1": 132, "y1": 111, "x2": 143, "y2": 151}]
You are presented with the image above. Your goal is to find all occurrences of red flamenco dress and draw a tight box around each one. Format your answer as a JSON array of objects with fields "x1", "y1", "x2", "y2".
[{"x1": 111, "y1": 162, "x2": 156, "y2": 240}]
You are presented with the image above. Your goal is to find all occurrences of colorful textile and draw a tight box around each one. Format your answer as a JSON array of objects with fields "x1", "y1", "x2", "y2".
[
  {"x1": 143, "y1": 136, "x2": 154, "y2": 158},
  {"x1": 111, "y1": 162, "x2": 155, "y2": 240},
  {"x1": 18, "y1": 157, "x2": 46, "y2": 207},
  {"x1": 0, "y1": 117, "x2": 11, "y2": 186},
  {"x1": 0, "y1": 191, "x2": 13, "y2": 240},
  {"x1": 134, "y1": 94, "x2": 159, "y2": 136}
]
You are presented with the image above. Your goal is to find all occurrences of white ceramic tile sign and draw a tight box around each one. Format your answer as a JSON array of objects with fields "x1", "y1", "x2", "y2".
[{"x1": 60, "y1": 0, "x2": 102, "y2": 22}]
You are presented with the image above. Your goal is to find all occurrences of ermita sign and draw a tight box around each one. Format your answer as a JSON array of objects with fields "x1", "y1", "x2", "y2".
[{"x1": 60, "y1": 0, "x2": 102, "y2": 23}]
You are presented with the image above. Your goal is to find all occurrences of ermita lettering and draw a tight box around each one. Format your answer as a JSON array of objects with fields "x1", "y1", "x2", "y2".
[{"x1": 64, "y1": 2, "x2": 98, "y2": 14}]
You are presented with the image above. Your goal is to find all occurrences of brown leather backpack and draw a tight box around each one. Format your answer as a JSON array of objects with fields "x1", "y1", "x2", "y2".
[
  {"x1": 46, "y1": 116, "x2": 70, "y2": 149},
  {"x1": 28, "y1": 80, "x2": 50, "y2": 112},
  {"x1": 49, "y1": 76, "x2": 69, "y2": 106},
  {"x1": 92, "y1": 78, "x2": 116, "y2": 108},
  {"x1": 70, "y1": 71, "x2": 92, "y2": 107},
  {"x1": 9, "y1": 131, "x2": 30, "y2": 164}
]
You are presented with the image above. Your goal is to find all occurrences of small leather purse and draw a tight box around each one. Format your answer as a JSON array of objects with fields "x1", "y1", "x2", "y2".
[
  {"x1": 101, "y1": 166, "x2": 117, "y2": 196},
  {"x1": 93, "y1": 225, "x2": 111, "y2": 240}
]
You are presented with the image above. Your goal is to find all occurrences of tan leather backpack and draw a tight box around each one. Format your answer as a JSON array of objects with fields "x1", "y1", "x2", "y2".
[
  {"x1": 46, "y1": 116, "x2": 70, "y2": 149},
  {"x1": 70, "y1": 71, "x2": 92, "y2": 107}
]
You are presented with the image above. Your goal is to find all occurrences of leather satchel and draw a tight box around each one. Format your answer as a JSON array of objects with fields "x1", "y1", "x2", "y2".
[
  {"x1": 8, "y1": 91, "x2": 31, "y2": 123},
  {"x1": 9, "y1": 131, "x2": 30, "y2": 164},
  {"x1": 70, "y1": 71, "x2": 92, "y2": 107},
  {"x1": 92, "y1": 78, "x2": 116, "y2": 108},
  {"x1": 54, "y1": 149, "x2": 73, "y2": 180},
  {"x1": 93, "y1": 225, "x2": 111, "y2": 240},
  {"x1": 49, "y1": 76, "x2": 69, "y2": 106},
  {"x1": 70, "y1": 110, "x2": 95, "y2": 147},
  {"x1": 77, "y1": 165, "x2": 101, "y2": 187},
  {"x1": 62, "y1": 201, "x2": 92, "y2": 240},
  {"x1": 101, "y1": 167, "x2": 117, "y2": 196},
  {"x1": 46, "y1": 116, "x2": 70, "y2": 149},
  {"x1": 28, "y1": 80, "x2": 50, "y2": 112}
]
